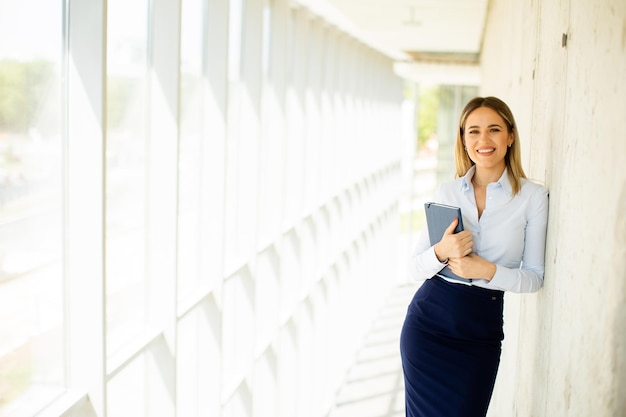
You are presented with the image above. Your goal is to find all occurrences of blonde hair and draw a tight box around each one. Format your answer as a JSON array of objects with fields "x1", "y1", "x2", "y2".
[{"x1": 454, "y1": 96, "x2": 527, "y2": 195}]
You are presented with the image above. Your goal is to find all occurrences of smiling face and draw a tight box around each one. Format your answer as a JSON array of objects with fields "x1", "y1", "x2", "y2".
[{"x1": 462, "y1": 106, "x2": 514, "y2": 174}]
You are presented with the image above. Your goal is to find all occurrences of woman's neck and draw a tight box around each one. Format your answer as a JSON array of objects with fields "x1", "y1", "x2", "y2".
[{"x1": 472, "y1": 166, "x2": 505, "y2": 187}]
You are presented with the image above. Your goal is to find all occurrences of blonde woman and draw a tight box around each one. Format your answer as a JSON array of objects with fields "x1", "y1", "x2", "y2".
[{"x1": 400, "y1": 96, "x2": 549, "y2": 416}]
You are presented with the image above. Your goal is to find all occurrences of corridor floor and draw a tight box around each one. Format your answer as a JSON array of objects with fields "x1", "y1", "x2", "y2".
[{"x1": 326, "y1": 282, "x2": 418, "y2": 417}]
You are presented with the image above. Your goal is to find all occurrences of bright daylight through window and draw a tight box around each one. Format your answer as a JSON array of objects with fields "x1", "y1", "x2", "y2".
[{"x1": 0, "y1": 1, "x2": 65, "y2": 416}]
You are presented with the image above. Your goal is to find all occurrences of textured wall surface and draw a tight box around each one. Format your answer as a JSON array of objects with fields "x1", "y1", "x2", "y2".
[{"x1": 480, "y1": 1, "x2": 626, "y2": 416}]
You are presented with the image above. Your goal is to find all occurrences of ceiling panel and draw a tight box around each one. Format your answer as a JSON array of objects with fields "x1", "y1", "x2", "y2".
[{"x1": 294, "y1": 0, "x2": 489, "y2": 62}]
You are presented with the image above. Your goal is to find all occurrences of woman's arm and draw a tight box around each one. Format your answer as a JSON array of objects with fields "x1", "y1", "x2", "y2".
[{"x1": 408, "y1": 227, "x2": 448, "y2": 281}]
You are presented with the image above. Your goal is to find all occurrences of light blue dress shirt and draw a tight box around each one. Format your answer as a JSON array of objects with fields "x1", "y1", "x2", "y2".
[{"x1": 409, "y1": 166, "x2": 549, "y2": 293}]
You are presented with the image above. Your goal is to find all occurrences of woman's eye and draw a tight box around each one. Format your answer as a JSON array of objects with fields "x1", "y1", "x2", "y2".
[{"x1": 490, "y1": 128, "x2": 501, "y2": 133}]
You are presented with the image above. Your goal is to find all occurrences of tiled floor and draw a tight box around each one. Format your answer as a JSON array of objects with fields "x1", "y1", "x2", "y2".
[{"x1": 326, "y1": 283, "x2": 418, "y2": 417}]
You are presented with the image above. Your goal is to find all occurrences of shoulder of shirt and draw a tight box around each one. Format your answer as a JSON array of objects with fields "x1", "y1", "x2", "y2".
[
  {"x1": 520, "y1": 178, "x2": 549, "y2": 199},
  {"x1": 435, "y1": 177, "x2": 466, "y2": 195}
]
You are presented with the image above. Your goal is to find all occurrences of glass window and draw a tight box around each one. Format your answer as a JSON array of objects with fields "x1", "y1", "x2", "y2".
[
  {"x1": 105, "y1": 0, "x2": 150, "y2": 354},
  {"x1": 176, "y1": 298, "x2": 221, "y2": 417},
  {"x1": 222, "y1": 269, "x2": 254, "y2": 390},
  {"x1": 224, "y1": 0, "x2": 245, "y2": 270},
  {"x1": 223, "y1": 384, "x2": 252, "y2": 417},
  {"x1": 0, "y1": 0, "x2": 65, "y2": 415},
  {"x1": 228, "y1": 0, "x2": 244, "y2": 83},
  {"x1": 106, "y1": 354, "x2": 146, "y2": 417},
  {"x1": 108, "y1": 345, "x2": 175, "y2": 417},
  {"x1": 178, "y1": 0, "x2": 205, "y2": 302}
]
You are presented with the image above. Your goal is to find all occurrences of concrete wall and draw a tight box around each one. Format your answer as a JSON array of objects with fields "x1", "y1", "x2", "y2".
[{"x1": 480, "y1": 0, "x2": 626, "y2": 416}]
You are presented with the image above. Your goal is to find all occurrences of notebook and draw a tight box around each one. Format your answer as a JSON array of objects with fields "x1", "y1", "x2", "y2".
[{"x1": 423, "y1": 202, "x2": 472, "y2": 283}]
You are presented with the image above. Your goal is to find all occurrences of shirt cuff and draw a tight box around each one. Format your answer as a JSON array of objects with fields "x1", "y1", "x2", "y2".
[
  {"x1": 487, "y1": 265, "x2": 514, "y2": 291},
  {"x1": 427, "y1": 246, "x2": 448, "y2": 271}
]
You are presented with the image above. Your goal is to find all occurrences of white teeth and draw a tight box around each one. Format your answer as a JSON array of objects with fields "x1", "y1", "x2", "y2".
[{"x1": 477, "y1": 148, "x2": 495, "y2": 153}]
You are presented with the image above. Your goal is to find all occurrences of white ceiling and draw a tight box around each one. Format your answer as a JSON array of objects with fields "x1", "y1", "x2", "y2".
[{"x1": 294, "y1": 0, "x2": 489, "y2": 84}]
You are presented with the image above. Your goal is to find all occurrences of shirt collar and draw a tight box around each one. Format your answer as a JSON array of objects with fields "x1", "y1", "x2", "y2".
[{"x1": 461, "y1": 165, "x2": 512, "y2": 194}]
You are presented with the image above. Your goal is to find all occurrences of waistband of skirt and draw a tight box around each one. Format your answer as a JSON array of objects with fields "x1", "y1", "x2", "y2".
[{"x1": 431, "y1": 276, "x2": 504, "y2": 301}]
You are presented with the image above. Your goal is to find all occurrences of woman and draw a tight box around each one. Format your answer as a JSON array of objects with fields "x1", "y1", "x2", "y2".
[{"x1": 400, "y1": 96, "x2": 549, "y2": 417}]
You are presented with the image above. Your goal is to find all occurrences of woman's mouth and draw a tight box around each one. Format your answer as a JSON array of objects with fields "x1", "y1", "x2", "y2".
[{"x1": 476, "y1": 148, "x2": 496, "y2": 154}]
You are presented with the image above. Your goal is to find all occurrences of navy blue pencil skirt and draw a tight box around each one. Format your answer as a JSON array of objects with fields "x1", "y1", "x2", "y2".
[{"x1": 400, "y1": 277, "x2": 504, "y2": 417}]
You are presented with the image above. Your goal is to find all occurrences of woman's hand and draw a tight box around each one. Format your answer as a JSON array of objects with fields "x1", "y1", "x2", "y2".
[
  {"x1": 447, "y1": 253, "x2": 497, "y2": 281},
  {"x1": 433, "y1": 218, "x2": 473, "y2": 262}
]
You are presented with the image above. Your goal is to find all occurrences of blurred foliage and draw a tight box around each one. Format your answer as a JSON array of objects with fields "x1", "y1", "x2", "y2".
[
  {"x1": 403, "y1": 82, "x2": 441, "y2": 150},
  {"x1": 400, "y1": 209, "x2": 426, "y2": 232},
  {"x1": 107, "y1": 76, "x2": 136, "y2": 130},
  {"x1": 0, "y1": 61, "x2": 147, "y2": 132},
  {"x1": 0, "y1": 60, "x2": 55, "y2": 133},
  {"x1": 417, "y1": 85, "x2": 440, "y2": 148},
  {"x1": 0, "y1": 345, "x2": 32, "y2": 407}
]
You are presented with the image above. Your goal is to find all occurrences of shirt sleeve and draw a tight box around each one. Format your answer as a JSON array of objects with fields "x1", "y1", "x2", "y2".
[
  {"x1": 407, "y1": 186, "x2": 450, "y2": 281},
  {"x1": 487, "y1": 185, "x2": 549, "y2": 293},
  {"x1": 407, "y1": 228, "x2": 448, "y2": 281}
]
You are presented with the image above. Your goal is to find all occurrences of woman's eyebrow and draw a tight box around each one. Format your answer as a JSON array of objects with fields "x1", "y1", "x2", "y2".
[{"x1": 467, "y1": 123, "x2": 504, "y2": 129}]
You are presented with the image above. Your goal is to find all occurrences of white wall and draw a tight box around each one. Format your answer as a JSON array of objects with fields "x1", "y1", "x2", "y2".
[{"x1": 480, "y1": 0, "x2": 626, "y2": 415}]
